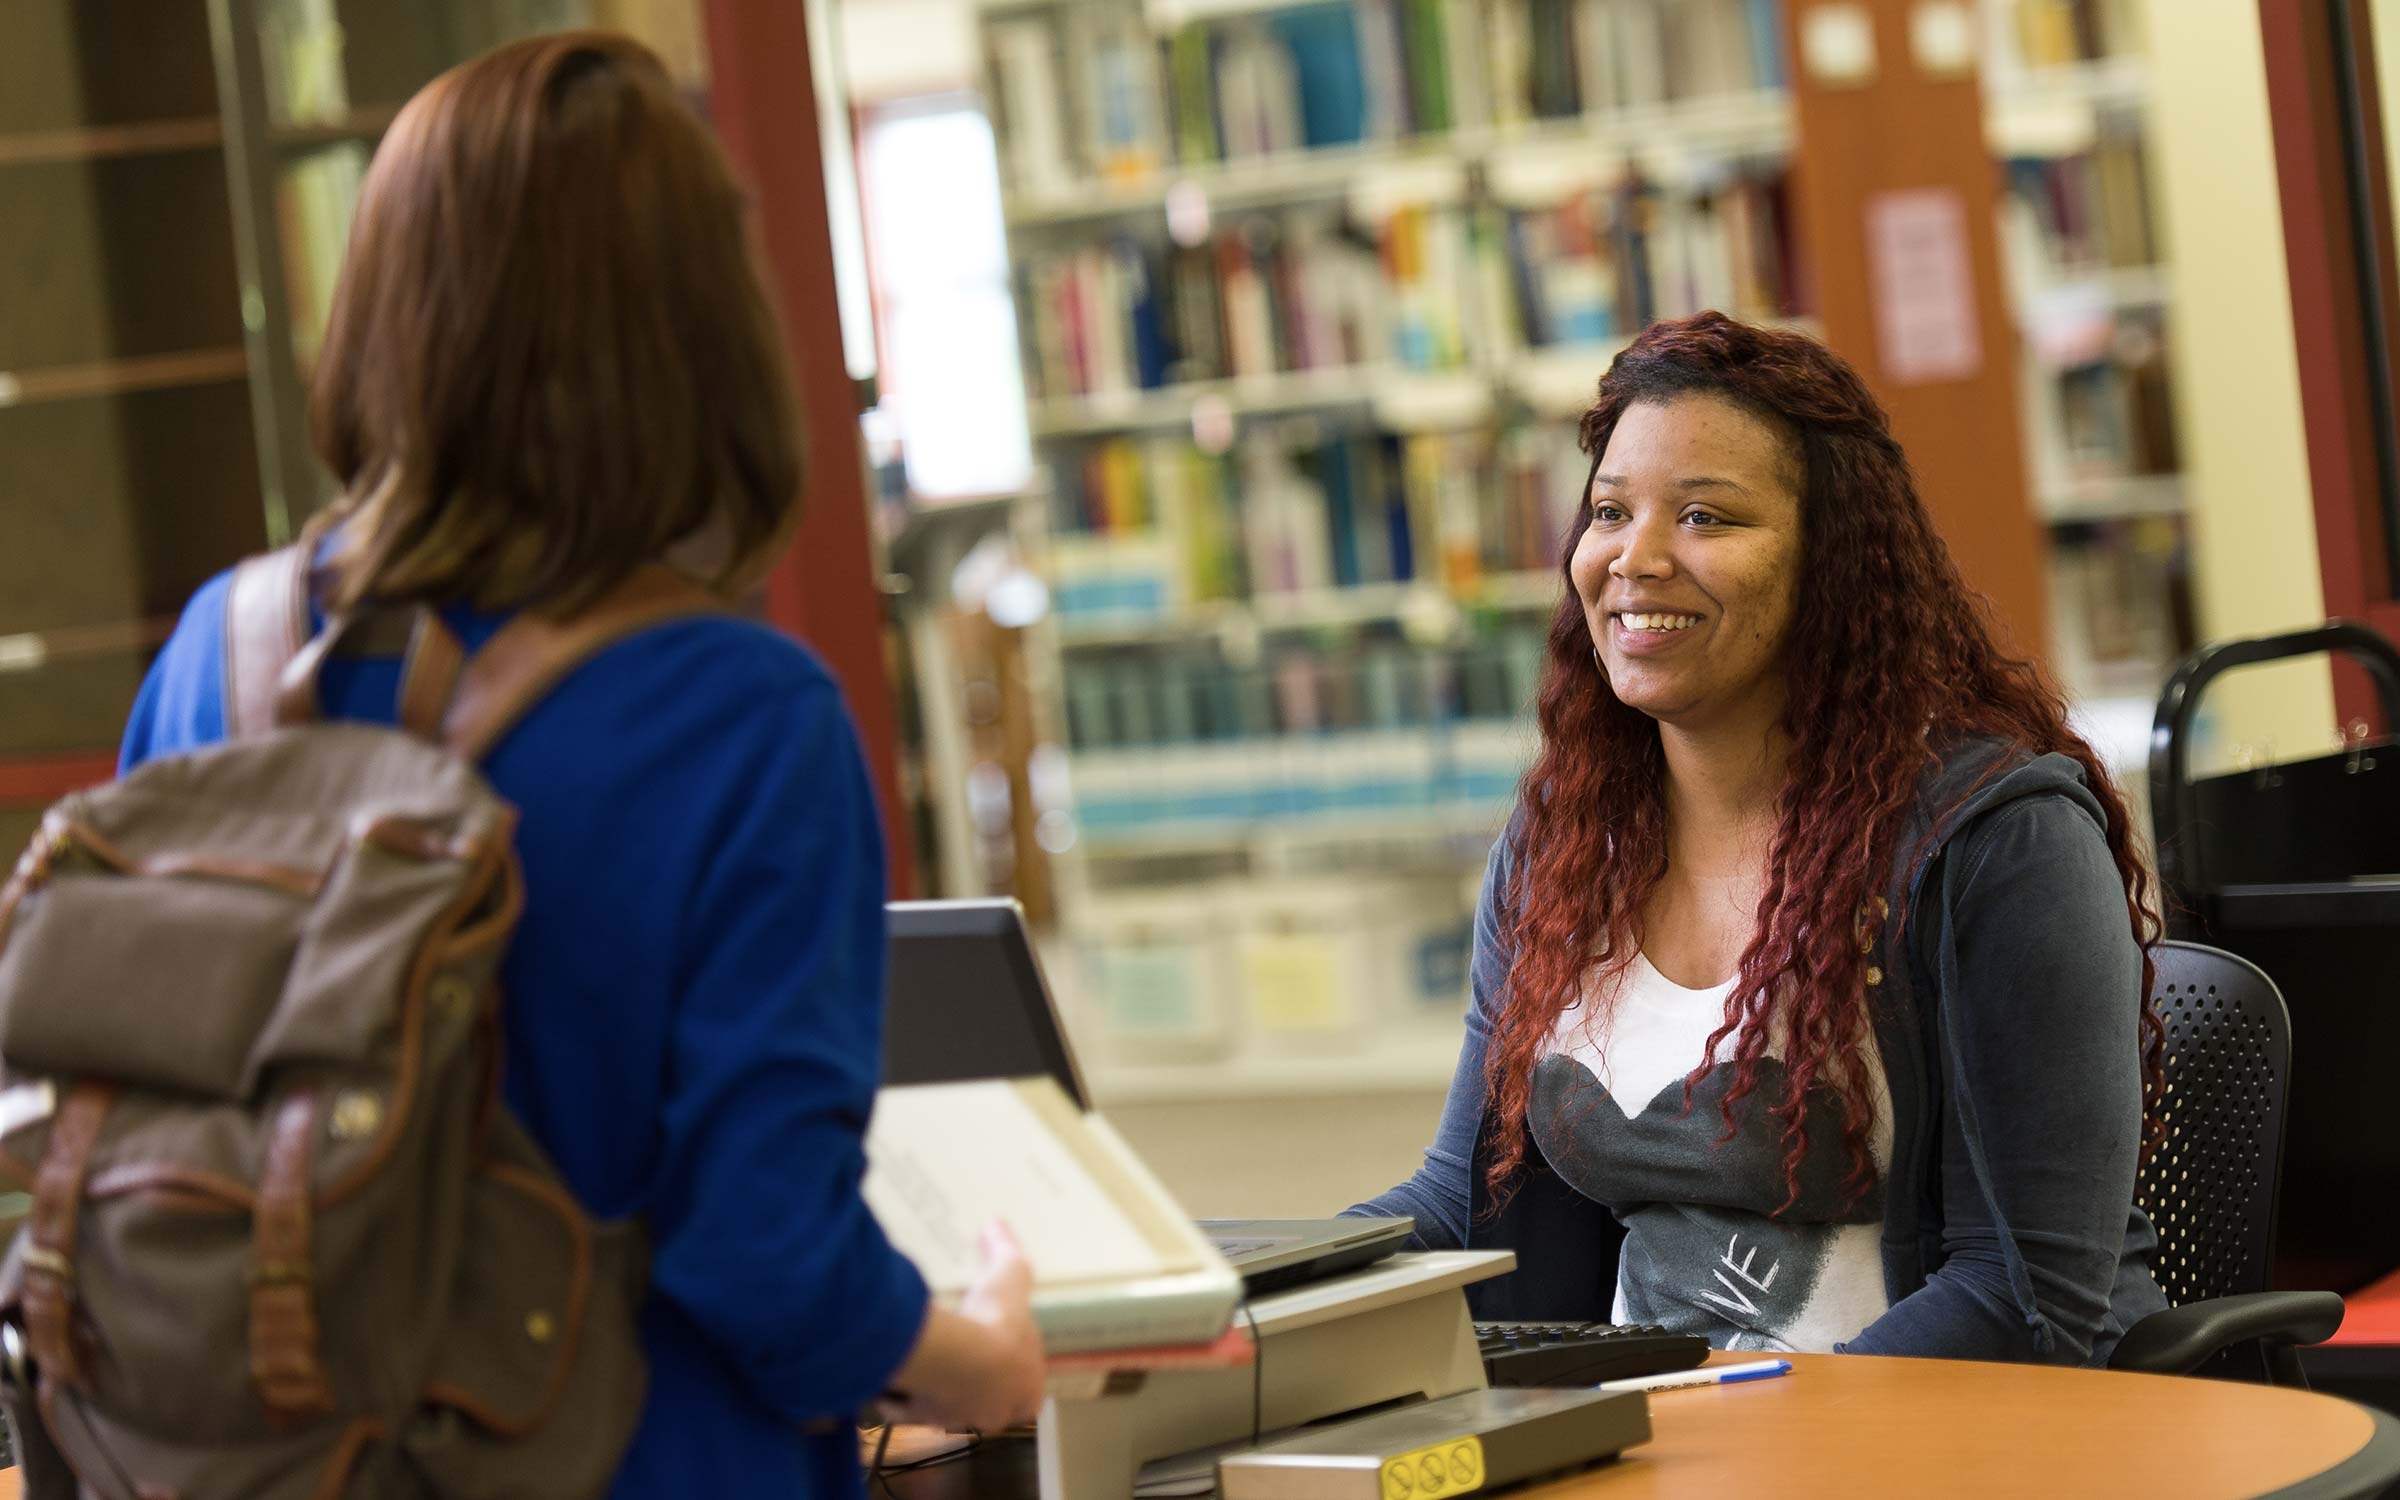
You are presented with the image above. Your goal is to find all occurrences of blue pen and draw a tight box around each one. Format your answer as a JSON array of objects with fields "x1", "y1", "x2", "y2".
[{"x1": 1596, "y1": 1358, "x2": 1793, "y2": 1394}]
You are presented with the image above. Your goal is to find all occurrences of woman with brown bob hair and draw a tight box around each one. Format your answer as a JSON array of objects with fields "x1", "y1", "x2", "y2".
[
  {"x1": 1354, "y1": 313, "x2": 2169, "y2": 1362},
  {"x1": 121, "y1": 32, "x2": 1043, "y2": 1497}
]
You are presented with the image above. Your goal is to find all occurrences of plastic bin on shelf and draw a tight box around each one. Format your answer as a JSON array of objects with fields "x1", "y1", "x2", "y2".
[
  {"x1": 1075, "y1": 888, "x2": 1237, "y2": 1065},
  {"x1": 1222, "y1": 880, "x2": 1384, "y2": 1055}
]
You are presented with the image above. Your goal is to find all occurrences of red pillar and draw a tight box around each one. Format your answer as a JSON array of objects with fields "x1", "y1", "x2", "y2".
[{"x1": 699, "y1": 0, "x2": 915, "y2": 896}]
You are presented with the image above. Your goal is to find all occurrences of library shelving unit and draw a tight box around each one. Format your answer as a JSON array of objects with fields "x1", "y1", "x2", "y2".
[
  {"x1": 966, "y1": 0, "x2": 2195, "y2": 1103},
  {"x1": 973, "y1": 0, "x2": 1801, "y2": 1102},
  {"x1": 1980, "y1": 0, "x2": 2190, "y2": 822},
  {"x1": 0, "y1": 0, "x2": 257, "y2": 848},
  {"x1": 0, "y1": 1, "x2": 648, "y2": 856}
]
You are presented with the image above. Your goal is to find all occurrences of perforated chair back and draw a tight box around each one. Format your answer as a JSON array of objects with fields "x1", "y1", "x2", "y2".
[{"x1": 2135, "y1": 941, "x2": 2294, "y2": 1307}]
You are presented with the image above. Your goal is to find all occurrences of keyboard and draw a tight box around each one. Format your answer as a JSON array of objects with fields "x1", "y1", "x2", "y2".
[{"x1": 1474, "y1": 1320, "x2": 1712, "y2": 1387}]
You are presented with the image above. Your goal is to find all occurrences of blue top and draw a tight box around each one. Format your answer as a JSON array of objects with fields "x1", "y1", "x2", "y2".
[
  {"x1": 1351, "y1": 739, "x2": 2170, "y2": 1365},
  {"x1": 121, "y1": 570, "x2": 930, "y2": 1500}
]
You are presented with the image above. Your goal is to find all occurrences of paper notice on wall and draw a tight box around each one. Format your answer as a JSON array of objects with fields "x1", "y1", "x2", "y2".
[{"x1": 1866, "y1": 188, "x2": 1983, "y2": 384}]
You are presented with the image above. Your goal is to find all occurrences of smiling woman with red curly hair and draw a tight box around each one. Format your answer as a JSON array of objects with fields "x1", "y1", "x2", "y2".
[{"x1": 1351, "y1": 313, "x2": 2169, "y2": 1362}]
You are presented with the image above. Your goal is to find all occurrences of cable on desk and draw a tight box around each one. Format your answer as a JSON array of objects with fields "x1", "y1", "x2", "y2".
[{"x1": 867, "y1": 1422, "x2": 988, "y2": 1497}]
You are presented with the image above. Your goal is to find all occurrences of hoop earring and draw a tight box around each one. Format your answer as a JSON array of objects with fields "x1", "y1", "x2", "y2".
[{"x1": 1591, "y1": 645, "x2": 1603, "y2": 673}]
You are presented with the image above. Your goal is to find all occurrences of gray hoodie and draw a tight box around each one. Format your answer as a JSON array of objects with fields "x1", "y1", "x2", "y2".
[{"x1": 1350, "y1": 737, "x2": 2171, "y2": 1364}]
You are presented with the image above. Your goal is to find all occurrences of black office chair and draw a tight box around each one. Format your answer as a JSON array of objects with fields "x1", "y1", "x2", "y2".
[{"x1": 2109, "y1": 940, "x2": 2346, "y2": 1385}]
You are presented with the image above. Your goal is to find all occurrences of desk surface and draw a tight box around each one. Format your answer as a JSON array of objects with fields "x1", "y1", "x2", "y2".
[{"x1": 881, "y1": 1352, "x2": 2400, "y2": 1500}]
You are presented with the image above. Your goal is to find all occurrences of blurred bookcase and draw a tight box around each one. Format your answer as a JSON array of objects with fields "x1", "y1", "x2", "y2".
[
  {"x1": 1982, "y1": 0, "x2": 2190, "y2": 829},
  {"x1": 0, "y1": 0, "x2": 692, "y2": 856},
  {"x1": 973, "y1": 0, "x2": 1802, "y2": 1102},
  {"x1": 967, "y1": 0, "x2": 2191, "y2": 1102},
  {"x1": 0, "y1": 0, "x2": 257, "y2": 851}
]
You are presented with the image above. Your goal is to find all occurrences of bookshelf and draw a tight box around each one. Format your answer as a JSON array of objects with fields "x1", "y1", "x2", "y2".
[
  {"x1": 963, "y1": 0, "x2": 1796, "y2": 1097},
  {"x1": 0, "y1": 0, "x2": 254, "y2": 855},
  {"x1": 0, "y1": 1, "x2": 607, "y2": 856},
  {"x1": 0, "y1": 118, "x2": 227, "y2": 167},
  {"x1": 1981, "y1": 0, "x2": 2191, "y2": 807},
  {"x1": 955, "y1": 0, "x2": 2199, "y2": 1100},
  {"x1": 1003, "y1": 87, "x2": 1792, "y2": 227}
]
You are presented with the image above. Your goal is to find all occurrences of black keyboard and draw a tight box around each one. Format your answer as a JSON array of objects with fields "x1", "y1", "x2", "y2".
[{"x1": 1474, "y1": 1320, "x2": 1712, "y2": 1388}]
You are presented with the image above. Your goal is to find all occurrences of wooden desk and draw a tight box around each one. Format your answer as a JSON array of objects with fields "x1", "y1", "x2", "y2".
[
  {"x1": 880, "y1": 1353, "x2": 2400, "y2": 1499},
  {"x1": 1564, "y1": 1351, "x2": 2400, "y2": 1498}
]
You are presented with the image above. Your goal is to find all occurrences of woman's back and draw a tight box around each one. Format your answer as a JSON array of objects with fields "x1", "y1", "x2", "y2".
[
  {"x1": 121, "y1": 570, "x2": 923, "y2": 1498},
  {"x1": 100, "y1": 33, "x2": 1049, "y2": 1487}
]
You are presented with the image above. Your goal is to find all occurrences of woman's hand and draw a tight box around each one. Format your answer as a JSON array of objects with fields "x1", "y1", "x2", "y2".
[{"x1": 886, "y1": 1221, "x2": 1048, "y2": 1433}]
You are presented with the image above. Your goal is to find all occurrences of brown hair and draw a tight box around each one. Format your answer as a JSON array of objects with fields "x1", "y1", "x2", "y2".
[{"x1": 310, "y1": 31, "x2": 800, "y2": 616}]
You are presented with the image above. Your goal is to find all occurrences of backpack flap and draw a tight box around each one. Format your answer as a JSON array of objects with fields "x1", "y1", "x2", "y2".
[
  {"x1": 0, "y1": 728, "x2": 512, "y2": 1105},
  {"x1": 0, "y1": 858, "x2": 303, "y2": 1100}
]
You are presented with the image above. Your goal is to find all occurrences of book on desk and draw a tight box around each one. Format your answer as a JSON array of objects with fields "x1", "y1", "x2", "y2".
[{"x1": 864, "y1": 1076, "x2": 1243, "y2": 1355}]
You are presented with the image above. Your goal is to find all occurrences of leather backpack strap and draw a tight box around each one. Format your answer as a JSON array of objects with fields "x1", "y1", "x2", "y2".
[
  {"x1": 396, "y1": 612, "x2": 467, "y2": 740},
  {"x1": 226, "y1": 513, "x2": 463, "y2": 743},
  {"x1": 442, "y1": 566, "x2": 726, "y2": 760},
  {"x1": 222, "y1": 544, "x2": 315, "y2": 739},
  {"x1": 22, "y1": 1084, "x2": 115, "y2": 1393},
  {"x1": 272, "y1": 609, "x2": 465, "y2": 741},
  {"x1": 248, "y1": 1090, "x2": 335, "y2": 1420}
]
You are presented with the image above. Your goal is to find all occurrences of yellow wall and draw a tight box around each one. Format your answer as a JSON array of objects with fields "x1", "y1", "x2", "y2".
[
  {"x1": 2378, "y1": 1, "x2": 2400, "y2": 230},
  {"x1": 2140, "y1": 0, "x2": 2338, "y2": 774}
]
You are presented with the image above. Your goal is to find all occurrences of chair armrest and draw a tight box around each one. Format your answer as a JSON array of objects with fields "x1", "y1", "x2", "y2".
[{"x1": 2110, "y1": 1291, "x2": 2347, "y2": 1375}]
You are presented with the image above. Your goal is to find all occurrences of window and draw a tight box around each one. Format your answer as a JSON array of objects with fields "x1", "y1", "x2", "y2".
[{"x1": 855, "y1": 96, "x2": 1033, "y2": 502}]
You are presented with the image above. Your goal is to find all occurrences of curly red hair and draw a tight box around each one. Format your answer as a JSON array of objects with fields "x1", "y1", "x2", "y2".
[{"x1": 1484, "y1": 312, "x2": 2164, "y2": 1211}]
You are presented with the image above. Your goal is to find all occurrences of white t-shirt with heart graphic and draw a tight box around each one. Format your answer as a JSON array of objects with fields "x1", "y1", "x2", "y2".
[{"x1": 1528, "y1": 952, "x2": 1893, "y2": 1353}]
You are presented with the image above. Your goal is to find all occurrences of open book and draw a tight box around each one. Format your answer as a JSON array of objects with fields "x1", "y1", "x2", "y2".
[{"x1": 864, "y1": 1076, "x2": 1243, "y2": 1355}]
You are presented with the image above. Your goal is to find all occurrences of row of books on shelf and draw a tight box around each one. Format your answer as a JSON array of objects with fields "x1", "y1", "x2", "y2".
[
  {"x1": 2002, "y1": 0, "x2": 2143, "y2": 71},
  {"x1": 2049, "y1": 514, "x2": 2189, "y2": 700},
  {"x1": 1050, "y1": 532, "x2": 2185, "y2": 851},
  {"x1": 1508, "y1": 171, "x2": 1795, "y2": 345},
  {"x1": 1017, "y1": 171, "x2": 1796, "y2": 401},
  {"x1": 1489, "y1": 0, "x2": 1782, "y2": 126},
  {"x1": 988, "y1": 0, "x2": 1785, "y2": 197},
  {"x1": 1067, "y1": 710, "x2": 1532, "y2": 844},
  {"x1": 2048, "y1": 309, "x2": 2177, "y2": 479},
  {"x1": 1020, "y1": 212, "x2": 1390, "y2": 397},
  {"x1": 1046, "y1": 422, "x2": 1587, "y2": 609},
  {"x1": 2000, "y1": 130, "x2": 2157, "y2": 277},
  {"x1": 1064, "y1": 625, "x2": 1550, "y2": 749}
]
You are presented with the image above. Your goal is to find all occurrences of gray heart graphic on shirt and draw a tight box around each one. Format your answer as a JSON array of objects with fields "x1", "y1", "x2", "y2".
[{"x1": 1530, "y1": 1052, "x2": 1883, "y2": 1345}]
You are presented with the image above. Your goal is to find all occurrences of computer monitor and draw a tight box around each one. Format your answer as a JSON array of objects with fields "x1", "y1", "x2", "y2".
[{"x1": 883, "y1": 899, "x2": 1090, "y2": 1109}]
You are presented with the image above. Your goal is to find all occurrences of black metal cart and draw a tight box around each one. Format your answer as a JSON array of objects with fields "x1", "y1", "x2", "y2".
[{"x1": 2150, "y1": 620, "x2": 2400, "y2": 1301}]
